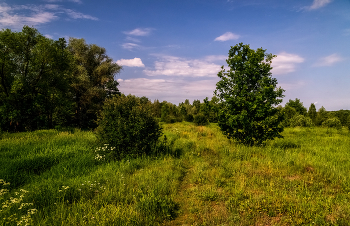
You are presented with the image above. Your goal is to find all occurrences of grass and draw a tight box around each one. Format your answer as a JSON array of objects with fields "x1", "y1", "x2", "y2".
[{"x1": 1, "y1": 124, "x2": 350, "y2": 225}]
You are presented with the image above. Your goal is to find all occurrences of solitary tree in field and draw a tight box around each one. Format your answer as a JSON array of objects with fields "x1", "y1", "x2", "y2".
[{"x1": 215, "y1": 43, "x2": 285, "y2": 145}]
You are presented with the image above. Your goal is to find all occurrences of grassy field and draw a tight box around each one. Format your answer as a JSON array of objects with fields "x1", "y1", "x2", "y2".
[{"x1": 1, "y1": 123, "x2": 350, "y2": 225}]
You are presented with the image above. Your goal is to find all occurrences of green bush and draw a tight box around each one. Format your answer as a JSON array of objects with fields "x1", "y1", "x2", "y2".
[
  {"x1": 322, "y1": 117, "x2": 342, "y2": 130},
  {"x1": 193, "y1": 114, "x2": 209, "y2": 126},
  {"x1": 289, "y1": 115, "x2": 313, "y2": 127},
  {"x1": 185, "y1": 114, "x2": 194, "y2": 122},
  {"x1": 95, "y1": 95, "x2": 163, "y2": 159}
]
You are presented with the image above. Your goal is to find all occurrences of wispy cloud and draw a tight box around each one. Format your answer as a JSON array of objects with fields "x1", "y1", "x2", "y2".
[
  {"x1": 44, "y1": 0, "x2": 82, "y2": 3},
  {"x1": 214, "y1": 32, "x2": 240, "y2": 42},
  {"x1": 308, "y1": 0, "x2": 332, "y2": 10},
  {"x1": 124, "y1": 28, "x2": 153, "y2": 36},
  {"x1": 144, "y1": 55, "x2": 223, "y2": 77},
  {"x1": 271, "y1": 52, "x2": 304, "y2": 75},
  {"x1": 118, "y1": 78, "x2": 219, "y2": 103},
  {"x1": 64, "y1": 9, "x2": 97, "y2": 20},
  {"x1": 121, "y1": 43, "x2": 141, "y2": 50},
  {"x1": 116, "y1": 58, "x2": 145, "y2": 67},
  {"x1": 125, "y1": 36, "x2": 141, "y2": 43},
  {"x1": 313, "y1": 54, "x2": 343, "y2": 67},
  {"x1": 0, "y1": 2, "x2": 96, "y2": 29}
]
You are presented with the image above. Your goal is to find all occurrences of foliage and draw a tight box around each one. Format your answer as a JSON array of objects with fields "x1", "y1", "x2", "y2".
[
  {"x1": 331, "y1": 109, "x2": 350, "y2": 126},
  {"x1": 308, "y1": 103, "x2": 317, "y2": 123},
  {"x1": 285, "y1": 98, "x2": 307, "y2": 116},
  {"x1": 289, "y1": 115, "x2": 313, "y2": 127},
  {"x1": 215, "y1": 43, "x2": 285, "y2": 145},
  {"x1": 315, "y1": 106, "x2": 328, "y2": 126},
  {"x1": 322, "y1": 117, "x2": 342, "y2": 130},
  {"x1": 193, "y1": 114, "x2": 209, "y2": 126},
  {"x1": 95, "y1": 95, "x2": 163, "y2": 159},
  {"x1": 68, "y1": 38, "x2": 122, "y2": 129},
  {"x1": 347, "y1": 115, "x2": 350, "y2": 131},
  {"x1": 280, "y1": 105, "x2": 297, "y2": 127},
  {"x1": 0, "y1": 26, "x2": 72, "y2": 131}
]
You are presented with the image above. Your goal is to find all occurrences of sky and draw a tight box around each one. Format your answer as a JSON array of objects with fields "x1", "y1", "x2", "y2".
[{"x1": 0, "y1": 0, "x2": 349, "y2": 111}]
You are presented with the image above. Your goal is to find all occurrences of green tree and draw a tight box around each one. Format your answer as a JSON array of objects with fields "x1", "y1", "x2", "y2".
[
  {"x1": 215, "y1": 43, "x2": 285, "y2": 145},
  {"x1": 285, "y1": 98, "x2": 307, "y2": 116},
  {"x1": 0, "y1": 26, "x2": 72, "y2": 131},
  {"x1": 68, "y1": 38, "x2": 121, "y2": 129},
  {"x1": 315, "y1": 106, "x2": 327, "y2": 126},
  {"x1": 95, "y1": 95, "x2": 162, "y2": 159},
  {"x1": 308, "y1": 103, "x2": 317, "y2": 123}
]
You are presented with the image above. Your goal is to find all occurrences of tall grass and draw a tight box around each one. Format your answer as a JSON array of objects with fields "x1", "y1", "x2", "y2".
[{"x1": 1, "y1": 124, "x2": 350, "y2": 225}]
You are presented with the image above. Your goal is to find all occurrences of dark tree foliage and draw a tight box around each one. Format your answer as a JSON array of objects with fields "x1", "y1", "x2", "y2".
[
  {"x1": 308, "y1": 103, "x2": 317, "y2": 123},
  {"x1": 215, "y1": 43, "x2": 285, "y2": 145},
  {"x1": 315, "y1": 106, "x2": 327, "y2": 126},
  {"x1": 68, "y1": 38, "x2": 122, "y2": 129},
  {"x1": 0, "y1": 26, "x2": 72, "y2": 131},
  {"x1": 285, "y1": 98, "x2": 307, "y2": 116},
  {"x1": 95, "y1": 95, "x2": 162, "y2": 159}
]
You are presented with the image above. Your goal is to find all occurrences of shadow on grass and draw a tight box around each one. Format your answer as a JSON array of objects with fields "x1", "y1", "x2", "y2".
[{"x1": 1, "y1": 156, "x2": 59, "y2": 189}]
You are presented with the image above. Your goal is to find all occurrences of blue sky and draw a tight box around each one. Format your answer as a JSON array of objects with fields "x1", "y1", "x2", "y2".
[{"x1": 1, "y1": 0, "x2": 349, "y2": 110}]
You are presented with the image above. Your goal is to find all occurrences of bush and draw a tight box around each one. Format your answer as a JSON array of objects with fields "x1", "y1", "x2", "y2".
[
  {"x1": 289, "y1": 115, "x2": 313, "y2": 127},
  {"x1": 185, "y1": 114, "x2": 194, "y2": 122},
  {"x1": 95, "y1": 95, "x2": 163, "y2": 159},
  {"x1": 322, "y1": 117, "x2": 342, "y2": 130},
  {"x1": 193, "y1": 114, "x2": 209, "y2": 126}
]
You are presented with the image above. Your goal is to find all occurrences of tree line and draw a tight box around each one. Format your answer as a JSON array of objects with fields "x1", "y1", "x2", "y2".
[
  {"x1": 0, "y1": 26, "x2": 121, "y2": 132},
  {"x1": 1, "y1": 26, "x2": 349, "y2": 146}
]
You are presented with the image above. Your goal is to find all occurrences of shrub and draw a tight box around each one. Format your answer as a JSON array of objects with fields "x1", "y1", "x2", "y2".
[
  {"x1": 95, "y1": 95, "x2": 163, "y2": 159},
  {"x1": 347, "y1": 115, "x2": 350, "y2": 131},
  {"x1": 185, "y1": 114, "x2": 194, "y2": 122},
  {"x1": 322, "y1": 117, "x2": 342, "y2": 130},
  {"x1": 193, "y1": 114, "x2": 209, "y2": 126},
  {"x1": 289, "y1": 115, "x2": 313, "y2": 127}
]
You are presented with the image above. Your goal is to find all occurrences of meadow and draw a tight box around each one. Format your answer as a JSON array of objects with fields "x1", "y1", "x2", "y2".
[{"x1": 1, "y1": 123, "x2": 350, "y2": 225}]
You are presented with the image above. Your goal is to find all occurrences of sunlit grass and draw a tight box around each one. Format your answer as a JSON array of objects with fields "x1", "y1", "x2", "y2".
[{"x1": 1, "y1": 125, "x2": 350, "y2": 225}]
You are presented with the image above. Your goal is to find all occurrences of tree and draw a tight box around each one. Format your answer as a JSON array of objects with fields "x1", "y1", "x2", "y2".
[
  {"x1": 315, "y1": 106, "x2": 327, "y2": 126},
  {"x1": 308, "y1": 103, "x2": 317, "y2": 123},
  {"x1": 0, "y1": 26, "x2": 72, "y2": 131},
  {"x1": 68, "y1": 38, "x2": 121, "y2": 129},
  {"x1": 215, "y1": 43, "x2": 285, "y2": 145},
  {"x1": 285, "y1": 98, "x2": 307, "y2": 116}
]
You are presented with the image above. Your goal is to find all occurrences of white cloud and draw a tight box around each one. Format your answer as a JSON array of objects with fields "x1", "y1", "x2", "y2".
[
  {"x1": 124, "y1": 28, "x2": 153, "y2": 36},
  {"x1": 313, "y1": 54, "x2": 343, "y2": 67},
  {"x1": 118, "y1": 78, "x2": 219, "y2": 103},
  {"x1": 121, "y1": 43, "x2": 140, "y2": 50},
  {"x1": 203, "y1": 55, "x2": 227, "y2": 62},
  {"x1": 44, "y1": 34, "x2": 53, "y2": 39},
  {"x1": 125, "y1": 36, "x2": 141, "y2": 43},
  {"x1": 144, "y1": 55, "x2": 223, "y2": 77},
  {"x1": 116, "y1": 58, "x2": 145, "y2": 67},
  {"x1": 214, "y1": 32, "x2": 240, "y2": 42},
  {"x1": 64, "y1": 9, "x2": 98, "y2": 20},
  {"x1": 309, "y1": 0, "x2": 332, "y2": 10},
  {"x1": 0, "y1": 2, "x2": 96, "y2": 29},
  {"x1": 271, "y1": 52, "x2": 304, "y2": 75}
]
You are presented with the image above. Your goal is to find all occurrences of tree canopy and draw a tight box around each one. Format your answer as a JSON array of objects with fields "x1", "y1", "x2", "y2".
[
  {"x1": 215, "y1": 43, "x2": 285, "y2": 145},
  {"x1": 0, "y1": 26, "x2": 121, "y2": 132}
]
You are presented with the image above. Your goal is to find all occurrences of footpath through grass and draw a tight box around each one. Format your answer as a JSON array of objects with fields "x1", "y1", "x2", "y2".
[{"x1": 1, "y1": 124, "x2": 350, "y2": 225}]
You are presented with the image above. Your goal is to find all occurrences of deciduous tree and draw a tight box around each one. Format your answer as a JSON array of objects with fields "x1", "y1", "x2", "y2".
[
  {"x1": 215, "y1": 43, "x2": 284, "y2": 145},
  {"x1": 68, "y1": 38, "x2": 121, "y2": 129}
]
